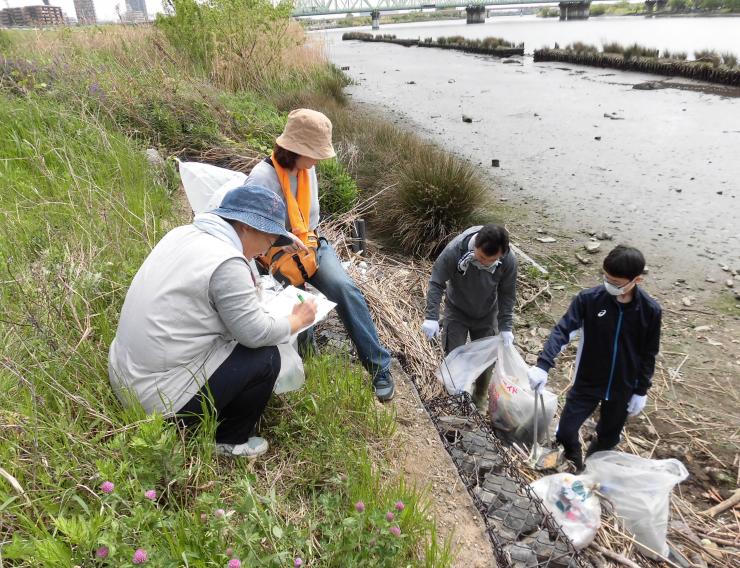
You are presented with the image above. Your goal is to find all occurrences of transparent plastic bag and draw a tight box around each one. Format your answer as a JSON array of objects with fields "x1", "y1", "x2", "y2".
[
  {"x1": 178, "y1": 161, "x2": 247, "y2": 214},
  {"x1": 530, "y1": 473, "x2": 601, "y2": 549},
  {"x1": 585, "y1": 451, "x2": 689, "y2": 559},
  {"x1": 273, "y1": 340, "x2": 305, "y2": 394},
  {"x1": 488, "y1": 341, "x2": 557, "y2": 444},
  {"x1": 435, "y1": 335, "x2": 499, "y2": 395}
]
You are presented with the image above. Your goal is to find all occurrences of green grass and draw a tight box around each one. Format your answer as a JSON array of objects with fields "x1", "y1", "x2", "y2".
[
  {"x1": 0, "y1": 27, "x2": 451, "y2": 568},
  {"x1": 317, "y1": 158, "x2": 360, "y2": 218}
]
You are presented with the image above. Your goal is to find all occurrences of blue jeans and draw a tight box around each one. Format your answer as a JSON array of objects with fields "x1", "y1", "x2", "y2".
[{"x1": 307, "y1": 239, "x2": 392, "y2": 380}]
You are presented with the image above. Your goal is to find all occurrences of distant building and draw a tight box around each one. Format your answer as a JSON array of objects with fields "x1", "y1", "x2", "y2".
[
  {"x1": 0, "y1": 5, "x2": 64, "y2": 28},
  {"x1": 74, "y1": 0, "x2": 97, "y2": 25},
  {"x1": 126, "y1": 0, "x2": 149, "y2": 21}
]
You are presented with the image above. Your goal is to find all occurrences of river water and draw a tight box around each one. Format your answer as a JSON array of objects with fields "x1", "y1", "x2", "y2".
[{"x1": 319, "y1": 16, "x2": 740, "y2": 288}]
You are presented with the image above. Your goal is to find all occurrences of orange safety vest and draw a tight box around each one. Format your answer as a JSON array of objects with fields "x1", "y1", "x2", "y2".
[{"x1": 257, "y1": 155, "x2": 320, "y2": 287}]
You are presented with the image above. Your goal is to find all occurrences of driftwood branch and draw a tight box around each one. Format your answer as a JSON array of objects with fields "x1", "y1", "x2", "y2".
[
  {"x1": 592, "y1": 545, "x2": 643, "y2": 568},
  {"x1": 703, "y1": 488, "x2": 740, "y2": 517}
]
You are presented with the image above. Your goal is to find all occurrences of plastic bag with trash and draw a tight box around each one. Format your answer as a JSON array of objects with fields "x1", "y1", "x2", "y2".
[
  {"x1": 530, "y1": 473, "x2": 601, "y2": 549},
  {"x1": 435, "y1": 335, "x2": 500, "y2": 395},
  {"x1": 489, "y1": 340, "x2": 557, "y2": 445},
  {"x1": 585, "y1": 451, "x2": 689, "y2": 559},
  {"x1": 178, "y1": 161, "x2": 247, "y2": 214}
]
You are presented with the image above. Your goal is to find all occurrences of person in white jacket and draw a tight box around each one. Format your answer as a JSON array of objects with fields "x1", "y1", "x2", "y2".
[{"x1": 109, "y1": 184, "x2": 317, "y2": 458}]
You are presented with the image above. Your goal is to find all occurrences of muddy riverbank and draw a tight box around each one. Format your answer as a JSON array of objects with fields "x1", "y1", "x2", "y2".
[{"x1": 323, "y1": 27, "x2": 740, "y2": 299}]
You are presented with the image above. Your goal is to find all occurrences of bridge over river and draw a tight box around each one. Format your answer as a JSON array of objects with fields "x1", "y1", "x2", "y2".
[{"x1": 292, "y1": 0, "x2": 659, "y2": 22}]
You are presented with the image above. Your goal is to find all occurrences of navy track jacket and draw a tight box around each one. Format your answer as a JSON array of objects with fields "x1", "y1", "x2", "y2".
[{"x1": 536, "y1": 285, "x2": 662, "y2": 400}]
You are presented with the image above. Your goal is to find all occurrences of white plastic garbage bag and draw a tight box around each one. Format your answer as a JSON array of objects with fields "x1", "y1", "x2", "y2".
[
  {"x1": 489, "y1": 341, "x2": 557, "y2": 444},
  {"x1": 435, "y1": 335, "x2": 500, "y2": 395},
  {"x1": 178, "y1": 161, "x2": 247, "y2": 214},
  {"x1": 530, "y1": 473, "x2": 601, "y2": 550},
  {"x1": 585, "y1": 451, "x2": 689, "y2": 559},
  {"x1": 273, "y1": 341, "x2": 305, "y2": 394}
]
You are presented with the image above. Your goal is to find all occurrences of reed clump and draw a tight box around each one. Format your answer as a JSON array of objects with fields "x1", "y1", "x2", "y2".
[
  {"x1": 602, "y1": 41, "x2": 625, "y2": 55},
  {"x1": 157, "y1": 0, "x2": 328, "y2": 95},
  {"x1": 695, "y1": 48, "x2": 722, "y2": 67},
  {"x1": 623, "y1": 43, "x2": 660, "y2": 60},
  {"x1": 377, "y1": 144, "x2": 490, "y2": 257},
  {"x1": 534, "y1": 42, "x2": 740, "y2": 86},
  {"x1": 566, "y1": 41, "x2": 599, "y2": 55},
  {"x1": 662, "y1": 48, "x2": 688, "y2": 60}
]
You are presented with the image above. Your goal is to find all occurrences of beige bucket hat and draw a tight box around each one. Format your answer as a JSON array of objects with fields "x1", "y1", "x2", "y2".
[{"x1": 276, "y1": 109, "x2": 336, "y2": 161}]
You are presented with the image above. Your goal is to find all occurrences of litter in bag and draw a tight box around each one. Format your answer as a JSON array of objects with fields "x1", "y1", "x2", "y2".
[
  {"x1": 435, "y1": 335, "x2": 499, "y2": 395},
  {"x1": 489, "y1": 341, "x2": 557, "y2": 444},
  {"x1": 530, "y1": 473, "x2": 601, "y2": 549},
  {"x1": 178, "y1": 161, "x2": 247, "y2": 214},
  {"x1": 585, "y1": 451, "x2": 688, "y2": 559}
]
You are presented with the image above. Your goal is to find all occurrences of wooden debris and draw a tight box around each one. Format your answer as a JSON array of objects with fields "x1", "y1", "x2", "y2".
[
  {"x1": 703, "y1": 488, "x2": 740, "y2": 517},
  {"x1": 593, "y1": 545, "x2": 643, "y2": 568}
]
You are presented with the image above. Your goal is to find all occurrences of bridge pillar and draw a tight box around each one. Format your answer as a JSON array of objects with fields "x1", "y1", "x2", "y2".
[
  {"x1": 465, "y1": 4, "x2": 486, "y2": 24},
  {"x1": 559, "y1": 0, "x2": 590, "y2": 20},
  {"x1": 371, "y1": 9, "x2": 380, "y2": 30}
]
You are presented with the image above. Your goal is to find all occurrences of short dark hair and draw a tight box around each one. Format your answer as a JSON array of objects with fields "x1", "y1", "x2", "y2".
[
  {"x1": 273, "y1": 144, "x2": 298, "y2": 170},
  {"x1": 603, "y1": 245, "x2": 645, "y2": 280},
  {"x1": 475, "y1": 224, "x2": 509, "y2": 256}
]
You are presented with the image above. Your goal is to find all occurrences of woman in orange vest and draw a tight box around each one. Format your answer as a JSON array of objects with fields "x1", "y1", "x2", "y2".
[{"x1": 247, "y1": 109, "x2": 395, "y2": 401}]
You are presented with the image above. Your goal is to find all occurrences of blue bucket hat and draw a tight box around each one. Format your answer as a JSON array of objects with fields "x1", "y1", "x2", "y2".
[{"x1": 208, "y1": 184, "x2": 293, "y2": 247}]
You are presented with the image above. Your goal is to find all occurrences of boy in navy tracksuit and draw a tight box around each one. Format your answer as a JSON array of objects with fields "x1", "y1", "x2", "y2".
[{"x1": 527, "y1": 245, "x2": 662, "y2": 471}]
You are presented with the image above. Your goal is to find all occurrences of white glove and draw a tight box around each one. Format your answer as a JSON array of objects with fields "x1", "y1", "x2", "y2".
[
  {"x1": 626, "y1": 393, "x2": 647, "y2": 417},
  {"x1": 501, "y1": 331, "x2": 514, "y2": 347},
  {"x1": 527, "y1": 366, "x2": 548, "y2": 393},
  {"x1": 422, "y1": 319, "x2": 440, "y2": 340}
]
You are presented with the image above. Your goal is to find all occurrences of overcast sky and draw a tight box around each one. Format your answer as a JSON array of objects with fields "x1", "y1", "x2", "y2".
[{"x1": 4, "y1": 0, "x2": 167, "y2": 22}]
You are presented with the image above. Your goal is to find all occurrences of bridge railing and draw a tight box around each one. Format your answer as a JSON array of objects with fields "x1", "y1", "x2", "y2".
[{"x1": 293, "y1": 0, "x2": 571, "y2": 16}]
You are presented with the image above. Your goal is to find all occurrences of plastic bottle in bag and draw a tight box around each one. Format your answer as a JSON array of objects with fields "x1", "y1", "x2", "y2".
[
  {"x1": 585, "y1": 451, "x2": 688, "y2": 559},
  {"x1": 530, "y1": 473, "x2": 601, "y2": 550}
]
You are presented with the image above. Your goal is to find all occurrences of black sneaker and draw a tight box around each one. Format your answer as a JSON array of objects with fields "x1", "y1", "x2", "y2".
[
  {"x1": 373, "y1": 372, "x2": 395, "y2": 402},
  {"x1": 563, "y1": 449, "x2": 584, "y2": 474}
]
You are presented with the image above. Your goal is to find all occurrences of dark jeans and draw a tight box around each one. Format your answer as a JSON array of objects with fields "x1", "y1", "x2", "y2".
[
  {"x1": 442, "y1": 318, "x2": 496, "y2": 354},
  {"x1": 443, "y1": 312, "x2": 497, "y2": 397},
  {"x1": 177, "y1": 344, "x2": 281, "y2": 445},
  {"x1": 556, "y1": 385, "x2": 630, "y2": 462}
]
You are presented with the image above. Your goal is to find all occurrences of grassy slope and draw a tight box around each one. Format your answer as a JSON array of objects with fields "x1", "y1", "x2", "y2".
[{"x1": 0, "y1": 27, "x2": 450, "y2": 567}]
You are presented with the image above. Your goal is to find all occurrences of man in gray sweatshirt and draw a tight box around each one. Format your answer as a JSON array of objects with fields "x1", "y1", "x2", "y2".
[{"x1": 422, "y1": 224, "x2": 518, "y2": 410}]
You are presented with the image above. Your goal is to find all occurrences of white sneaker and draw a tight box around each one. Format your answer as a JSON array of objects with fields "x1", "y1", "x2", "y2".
[{"x1": 216, "y1": 437, "x2": 269, "y2": 458}]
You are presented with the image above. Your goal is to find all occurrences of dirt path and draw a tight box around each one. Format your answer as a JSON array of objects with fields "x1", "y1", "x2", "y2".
[{"x1": 388, "y1": 360, "x2": 496, "y2": 567}]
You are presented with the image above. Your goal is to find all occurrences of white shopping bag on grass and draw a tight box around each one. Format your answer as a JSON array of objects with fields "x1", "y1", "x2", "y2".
[{"x1": 178, "y1": 161, "x2": 247, "y2": 214}]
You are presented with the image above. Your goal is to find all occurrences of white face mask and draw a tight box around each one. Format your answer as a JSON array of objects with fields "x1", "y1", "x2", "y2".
[
  {"x1": 472, "y1": 258, "x2": 502, "y2": 271},
  {"x1": 604, "y1": 278, "x2": 634, "y2": 296}
]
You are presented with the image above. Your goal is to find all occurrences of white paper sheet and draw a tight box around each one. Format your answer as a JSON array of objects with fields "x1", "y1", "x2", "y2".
[{"x1": 262, "y1": 285, "x2": 336, "y2": 337}]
